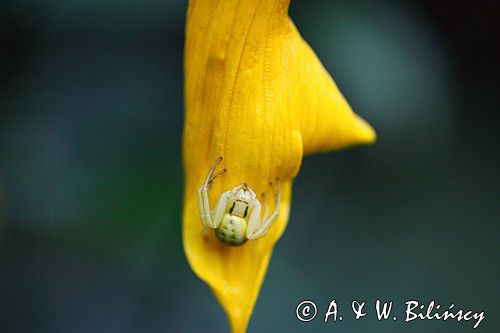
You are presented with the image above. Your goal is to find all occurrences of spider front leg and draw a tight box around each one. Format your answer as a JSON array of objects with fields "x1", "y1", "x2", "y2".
[
  {"x1": 197, "y1": 157, "x2": 227, "y2": 229},
  {"x1": 247, "y1": 179, "x2": 281, "y2": 240},
  {"x1": 246, "y1": 200, "x2": 261, "y2": 238}
]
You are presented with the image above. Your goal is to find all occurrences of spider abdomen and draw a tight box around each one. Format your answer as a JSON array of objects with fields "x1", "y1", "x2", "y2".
[{"x1": 215, "y1": 214, "x2": 247, "y2": 246}]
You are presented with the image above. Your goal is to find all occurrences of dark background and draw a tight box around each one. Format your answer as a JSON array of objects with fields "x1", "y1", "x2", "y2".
[{"x1": 0, "y1": 0, "x2": 498, "y2": 332}]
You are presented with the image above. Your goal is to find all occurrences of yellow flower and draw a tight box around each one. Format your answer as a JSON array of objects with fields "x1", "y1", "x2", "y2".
[{"x1": 182, "y1": 0, "x2": 376, "y2": 332}]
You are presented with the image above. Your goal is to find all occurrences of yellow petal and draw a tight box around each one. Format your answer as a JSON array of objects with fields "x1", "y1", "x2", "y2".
[{"x1": 183, "y1": 1, "x2": 376, "y2": 332}]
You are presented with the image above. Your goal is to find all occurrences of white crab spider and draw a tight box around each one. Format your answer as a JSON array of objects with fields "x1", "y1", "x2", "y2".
[{"x1": 197, "y1": 157, "x2": 281, "y2": 246}]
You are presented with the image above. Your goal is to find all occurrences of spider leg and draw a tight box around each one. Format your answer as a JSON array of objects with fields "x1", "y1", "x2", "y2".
[
  {"x1": 245, "y1": 185, "x2": 257, "y2": 199},
  {"x1": 197, "y1": 188, "x2": 208, "y2": 227},
  {"x1": 203, "y1": 156, "x2": 223, "y2": 185},
  {"x1": 248, "y1": 178, "x2": 281, "y2": 239},
  {"x1": 246, "y1": 200, "x2": 262, "y2": 238},
  {"x1": 211, "y1": 190, "x2": 231, "y2": 228},
  {"x1": 198, "y1": 183, "x2": 216, "y2": 228},
  {"x1": 197, "y1": 157, "x2": 226, "y2": 228},
  {"x1": 208, "y1": 168, "x2": 226, "y2": 184}
]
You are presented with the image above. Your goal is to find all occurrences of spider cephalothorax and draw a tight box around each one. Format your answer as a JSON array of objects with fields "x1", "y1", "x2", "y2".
[{"x1": 197, "y1": 157, "x2": 281, "y2": 246}]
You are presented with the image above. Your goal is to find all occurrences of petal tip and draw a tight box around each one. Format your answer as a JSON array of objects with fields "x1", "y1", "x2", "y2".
[{"x1": 354, "y1": 115, "x2": 377, "y2": 145}]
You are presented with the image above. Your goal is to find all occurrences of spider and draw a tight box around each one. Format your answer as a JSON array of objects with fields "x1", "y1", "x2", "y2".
[{"x1": 197, "y1": 157, "x2": 281, "y2": 246}]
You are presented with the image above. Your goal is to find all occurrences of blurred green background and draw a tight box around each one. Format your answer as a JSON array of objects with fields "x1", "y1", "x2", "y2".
[{"x1": 0, "y1": 0, "x2": 498, "y2": 332}]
